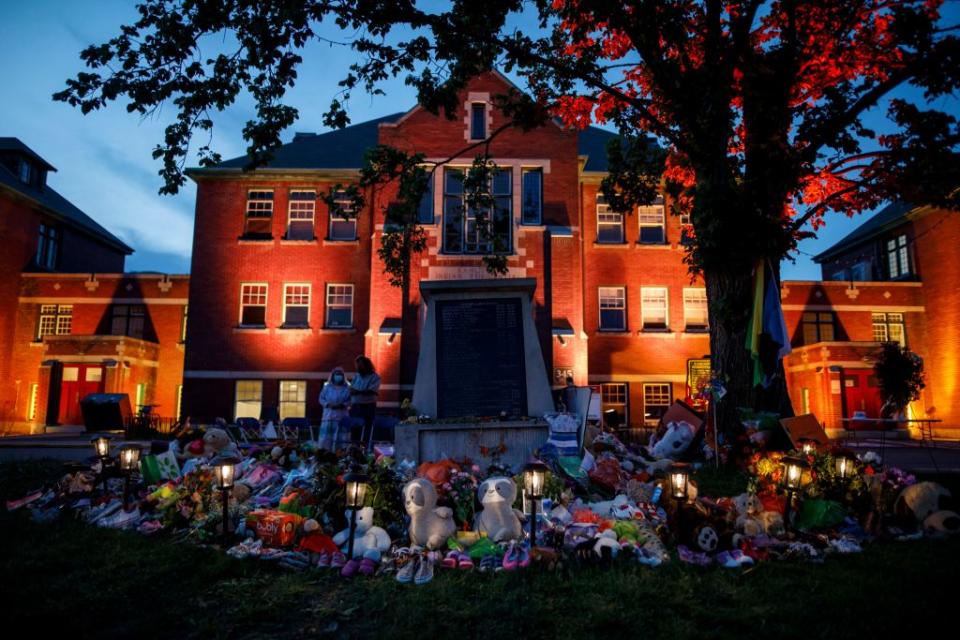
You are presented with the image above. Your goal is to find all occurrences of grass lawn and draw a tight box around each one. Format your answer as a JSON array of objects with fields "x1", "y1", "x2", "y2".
[{"x1": 2, "y1": 459, "x2": 958, "y2": 639}]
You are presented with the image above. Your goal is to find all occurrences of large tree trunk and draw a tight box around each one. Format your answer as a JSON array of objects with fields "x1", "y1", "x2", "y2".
[{"x1": 704, "y1": 260, "x2": 795, "y2": 452}]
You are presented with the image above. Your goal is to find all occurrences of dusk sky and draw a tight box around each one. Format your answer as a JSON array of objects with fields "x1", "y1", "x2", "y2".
[{"x1": 1, "y1": 1, "x2": 956, "y2": 279}]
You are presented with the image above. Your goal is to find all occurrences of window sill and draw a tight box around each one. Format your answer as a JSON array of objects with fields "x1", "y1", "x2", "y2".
[
  {"x1": 683, "y1": 327, "x2": 709, "y2": 335},
  {"x1": 519, "y1": 223, "x2": 545, "y2": 230},
  {"x1": 233, "y1": 325, "x2": 269, "y2": 334},
  {"x1": 278, "y1": 325, "x2": 312, "y2": 332},
  {"x1": 280, "y1": 237, "x2": 318, "y2": 245},
  {"x1": 323, "y1": 239, "x2": 360, "y2": 246},
  {"x1": 597, "y1": 329, "x2": 630, "y2": 335},
  {"x1": 435, "y1": 252, "x2": 515, "y2": 259},
  {"x1": 318, "y1": 327, "x2": 356, "y2": 334},
  {"x1": 638, "y1": 328, "x2": 674, "y2": 337},
  {"x1": 238, "y1": 236, "x2": 274, "y2": 244},
  {"x1": 593, "y1": 242, "x2": 629, "y2": 248},
  {"x1": 29, "y1": 340, "x2": 46, "y2": 347},
  {"x1": 635, "y1": 242, "x2": 672, "y2": 250}
]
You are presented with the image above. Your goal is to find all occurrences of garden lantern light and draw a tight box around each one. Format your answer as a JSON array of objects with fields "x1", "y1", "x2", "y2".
[
  {"x1": 343, "y1": 471, "x2": 369, "y2": 559},
  {"x1": 91, "y1": 435, "x2": 112, "y2": 492},
  {"x1": 523, "y1": 459, "x2": 549, "y2": 547},
  {"x1": 781, "y1": 456, "x2": 809, "y2": 528},
  {"x1": 835, "y1": 450, "x2": 857, "y2": 480},
  {"x1": 212, "y1": 455, "x2": 241, "y2": 544},
  {"x1": 118, "y1": 444, "x2": 141, "y2": 511},
  {"x1": 799, "y1": 438, "x2": 816, "y2": 455},
  {"x1": 669, "y1": 463, "x2": 691, "y2": 502}
]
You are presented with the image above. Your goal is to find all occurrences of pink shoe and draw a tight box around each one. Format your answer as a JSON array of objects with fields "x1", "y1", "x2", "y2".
[
  {"x1": 457, "y1": 552, "x2": 474, "y2": 570},
  {"x1": 330, "y1": 551, "x2": 347, "y2": 569},
  {"x1": 517, "y1": 544, "x2": 531, "y2": 568},
  {"x1": 502, "y1": 544, "x2": 519, "y2": 571},
  {"x1": 441, "y1": 551, "x2": 459, "y2": 569}
]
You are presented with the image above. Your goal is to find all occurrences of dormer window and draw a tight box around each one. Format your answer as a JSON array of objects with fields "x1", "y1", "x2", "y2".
[
  {"x1": 470, "y1": 103, "x2": 487, "y2": 140},
  {"x1": 19, "y1": 159, "x2": 32, "y2": 185}
]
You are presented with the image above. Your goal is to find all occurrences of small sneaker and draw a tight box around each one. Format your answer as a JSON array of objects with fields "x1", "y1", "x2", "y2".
[
  {"x1": 330, "y1": 551, "x2": 347, "y2": 569},
  {"x1": 316, "y1": 552, "x2": 331, "y2": 568},
  {"x1": 502, "y1": 543, "x2": 520, "y2": 571},
  {"x1": 396, "y1": 554, "x2": 419, "y2": 583},
  {"x1": 441, "y1": 551, "x2": 460, "y2": 569},
  {"x1": 517, "y1": 543, "x2": 531, "y2": 568},
  {"x1": 456, "y1": 552, "x2": 474, "y2": 570},
  {"x1": 478, "y1": 554, "x2": 499, "y2": 573},
  {"x1": 414, "y1": 553, "x2": 435, "y2": 585},
  {"x1": 677, "y1": 545, "x2": 712, "y2": 567}
]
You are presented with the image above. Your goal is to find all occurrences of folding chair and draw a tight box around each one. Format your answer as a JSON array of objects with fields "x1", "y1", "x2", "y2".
[
  {"x1": 281, "y1": 417, "x2": 312, "y2": 442},
  {"x1": 367, "y1": 415, "x2": 399, "y2": 451},
  {"x1": 236, "y1": 417, "x2": 262, "y2": 442}
]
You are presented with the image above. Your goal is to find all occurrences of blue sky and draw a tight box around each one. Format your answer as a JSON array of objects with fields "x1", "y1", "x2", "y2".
[{"x1": 1, "y1": 1, "x2": 955, "y2": 279}]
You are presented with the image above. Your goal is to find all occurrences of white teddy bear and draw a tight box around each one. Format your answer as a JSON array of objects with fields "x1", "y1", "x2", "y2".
[
  {"x1": 333, "y1": 506, "x2": 392, "y2": 560},
  {"x1": 647, "y1": 421, "x2": 697, "y2": 461}
]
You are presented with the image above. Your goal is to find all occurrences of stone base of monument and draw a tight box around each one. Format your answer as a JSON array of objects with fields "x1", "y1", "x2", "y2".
[{"x1": 395, "y1": 420, "x2": 548, "y2": 469}]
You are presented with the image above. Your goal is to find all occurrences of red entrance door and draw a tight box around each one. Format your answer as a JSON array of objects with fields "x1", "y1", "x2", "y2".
[
  {"x1": 842, "y1": 369, "x2": 882, "y2": 426},
  {"x1": 59, "y1": 364, "x2": 105, "y2": 425}
]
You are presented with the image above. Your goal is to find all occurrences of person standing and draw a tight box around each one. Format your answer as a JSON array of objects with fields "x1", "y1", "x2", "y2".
[
  {"x1": 349, "y1": 355, "x2": 381, "y2": 445},
  {"x1": 318, "y1": 366, "x2": 351, "y2": 450}
]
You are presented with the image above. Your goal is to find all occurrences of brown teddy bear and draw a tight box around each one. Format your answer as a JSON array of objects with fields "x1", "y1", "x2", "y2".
[{"x1": 203, "y1": 427, "x2": 240, "y2": 458}]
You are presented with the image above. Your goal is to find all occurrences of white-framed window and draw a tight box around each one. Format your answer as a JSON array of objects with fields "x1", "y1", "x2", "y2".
[
  {"x1": 638, "y1": 201, "x2": 666, "y2": 243},
  {"x1": 283, "y1": 283, "x2": 311, "y2": 327},
  {"x1": 325, "y1": 283, "x2": 354, "y2": 328},
  {"x1": 641, "y1": 287, "x2": 669, "y2": 330},
  {"x1": 872, "y1": 312, "x2": 906, "y2": 346},
  {"x1": 521, "y1": 168, "x2": 543, "y2": 225},
  {"x1": 470, "y1": 102, "x2": 487, "y2": 140},
  {"x1": 19, "y1": 159, "x2": 32, "y2": 184},
  {"x1": 683, "y1": 288, "x2": 708, "y2": 331},
  {"x1": 886, "y1": 234, "x2": 911, "y2": 279},
  {"x1": 417, "y1": 173, "x2": 434, "y2": 224},
  {"x1": 643, "y1": 382, "x2": 672, "y2": 426},
  {"x1": 175, "y1": 384, "x2": 183, "y2": 419},
  {"x1": 601, "y1": 383, "x2": 629, "y2": 428},
  {"x1": 37, "y1": 304, "x2": 72, "y2": 339},
  {"x1": 244, "y1": 190, "x2": 274, "y2": 236},
  {"x1": 329, "y1": 189, "x2": 357, "y2": 240},
  {"x1": 239, "y1": 283, "x2": 268, "y2": 326},
  {"x1": 234, "y1": 380, "x2": 263, "y2": 420},
  {"x1": 599, "y1": 286, "x2": 626, "y2": 331},
  {"x1": 287, "y1": 190, "x2": 316, "y2": 240},
  {"x1": 28, "y1": 383, "x2": 39, "y2": 421},
  {"x1": 596, "y1": 195, "x2": 624, "y2": 243},
  {"x1": 442, "y1": 167, "x2": 512, "y2": 254},
  {"x1": 279, "y1": 380, "x2": 307, "y2": 421}
]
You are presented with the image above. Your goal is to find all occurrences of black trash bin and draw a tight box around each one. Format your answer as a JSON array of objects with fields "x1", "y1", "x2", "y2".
[{"x1": 80, "y1": 393, "x2": 132, "y2": 433}]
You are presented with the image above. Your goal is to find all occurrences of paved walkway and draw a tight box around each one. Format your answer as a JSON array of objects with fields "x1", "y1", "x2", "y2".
[{"x1": 2, "y1": 433, "x2": 960, "y2": 473}]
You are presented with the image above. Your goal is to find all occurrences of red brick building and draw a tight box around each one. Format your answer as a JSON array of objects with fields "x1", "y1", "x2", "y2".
[
  {"x1": 783, "y1": 203, "x2": 959, "y2": 438},
  {"x1": 0, "y1": 138, "x2": 187, "y2": 434},
  {"x1": 183, "y1": 72, "x2": 709, "y2": 428}
]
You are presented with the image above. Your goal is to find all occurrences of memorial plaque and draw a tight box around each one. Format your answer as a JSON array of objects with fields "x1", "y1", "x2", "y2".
[{"x1": 436, "y1": 297, "x2": 527, "y2": 418}]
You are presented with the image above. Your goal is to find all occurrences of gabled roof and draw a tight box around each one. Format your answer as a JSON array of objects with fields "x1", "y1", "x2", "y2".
[
  {"x1": 813, "y1": 202, "x2": 914, "y2": 263},
  {"x1": 0, "y1": 137, "x2": 57, "y2": 171},
  {"x1": 0, "y1": 138, "x2": 133, "y2": 254},
  {"x1": 193, "y1": 115, "x2": 622, "y2": 174}
]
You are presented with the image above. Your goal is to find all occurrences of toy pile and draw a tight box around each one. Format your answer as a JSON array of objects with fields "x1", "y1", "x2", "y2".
[{"x1": 5, "y1": 420, "x2": 959, "y2": 583}]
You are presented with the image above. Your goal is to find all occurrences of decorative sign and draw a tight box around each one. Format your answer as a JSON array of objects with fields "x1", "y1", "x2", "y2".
[
  {"x1": 436, "y1": 298, "x2": 527, "y2": 418},
  {"x1": 686, "y1": 358, "x2": 711, "y2": 397}
]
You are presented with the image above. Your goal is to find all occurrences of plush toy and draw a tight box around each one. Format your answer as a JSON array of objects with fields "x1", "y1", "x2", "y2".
[
  {"x1": 332, "y1": 507, "x2": 392, "y2": 559},
  {"x1": 895, "y1": 482, "x2": 952, "y2": 523},
  {"x1": 203, "y1": 427, "x2": 240, "y2": 458},
  {"x1": 403, "y1": 477, "x2": 456, "y2": 549},
  {"x1": 475, "y1": 477, "x2": 524, "y2": 542},
  {"x1": 593, "y1": 529, "x2": 620, "y2": 558},
  {"x1": 923, "y1": 511, "x2": 960, "y2": 537},
  {"x1": 297, "y1": 518, "x2": 339, "y2": 555},
  {"x1": 732, "y1": 493, "x2": 765, "y2": 537},
  {"x1": 759, "y1": 511, "x2": 785, "y2": 536},
  {"x1": 647, "y1": 421, "x2": 696, "y2": 460}
]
